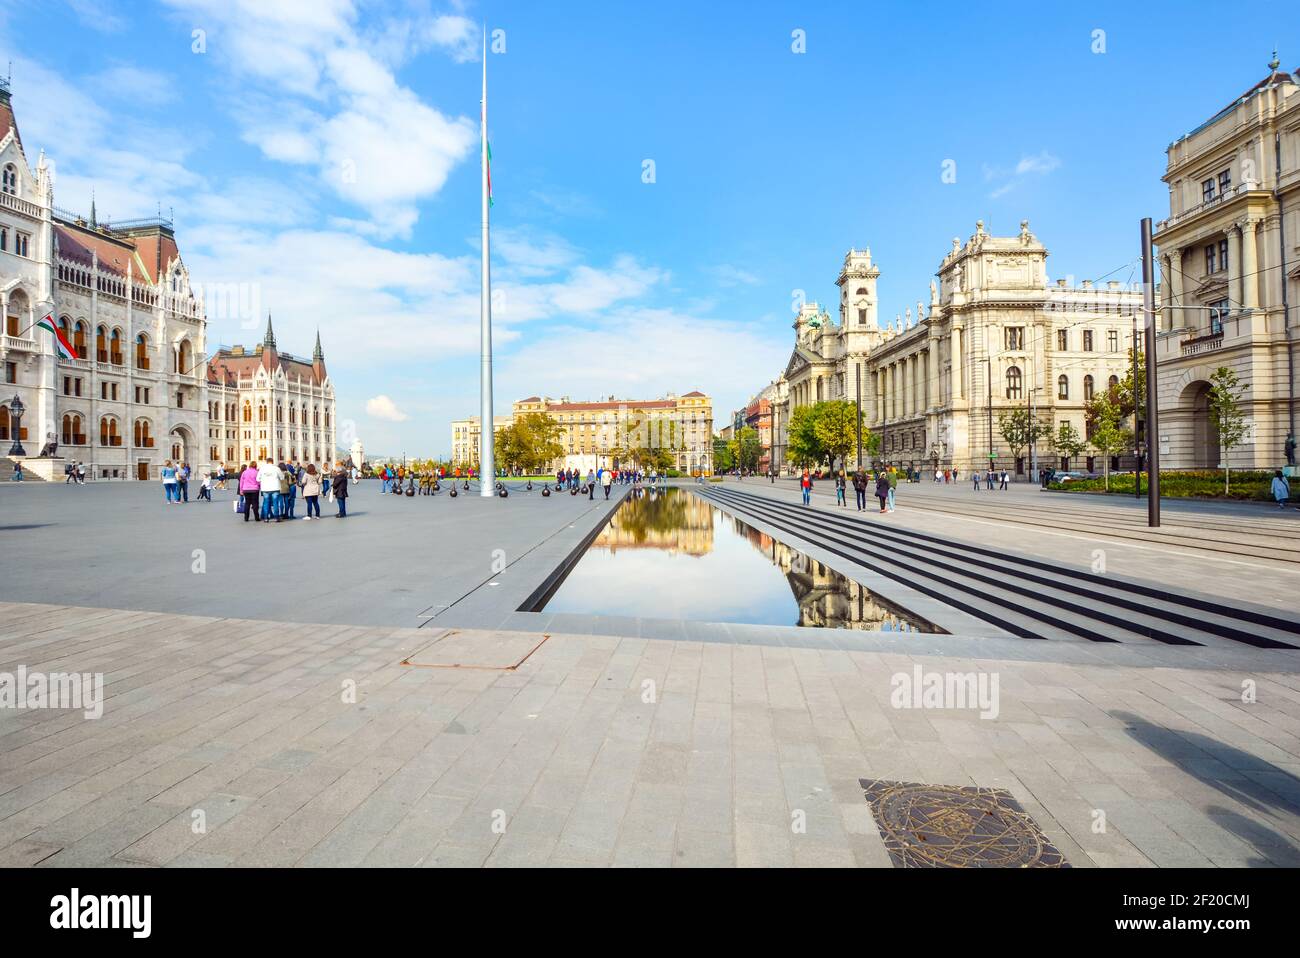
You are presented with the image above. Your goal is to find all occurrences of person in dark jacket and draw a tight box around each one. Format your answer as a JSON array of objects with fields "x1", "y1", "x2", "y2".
[
  {"x1": 853, "y1": 469, "x2": 868, "y2": 511},
  {"x1": 874, "y1": 472, "x2": 890, "y2": 513},
  {"x1": 332, "y1": 462, "x2": 349, "y2": 518}
]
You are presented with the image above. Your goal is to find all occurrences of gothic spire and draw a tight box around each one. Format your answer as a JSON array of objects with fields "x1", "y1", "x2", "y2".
[
  {"x1": 313, "y1": 328, "x2": 323, "y2": 362},
  {"x1": 263, "y1": 313, "x2": 276, "y2": 349}
]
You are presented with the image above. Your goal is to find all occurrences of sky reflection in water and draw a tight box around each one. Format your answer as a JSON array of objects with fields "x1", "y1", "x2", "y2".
[{"x1": 545, "y1": 488, "x2": 938, "y2": 631}]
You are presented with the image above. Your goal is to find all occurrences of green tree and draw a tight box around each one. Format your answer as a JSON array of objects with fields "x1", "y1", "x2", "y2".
[
  {"x1": 713, "y1": 436, "x2": 734, "y2": 472},
  {"x1": 1051, "y1": 421, "x2": 1086, "y2": 468},
  {"x1": 785, "y1": 405, "x2": 825, "y2": 468},
  {"x1": 997, "y1": 408, "x2": 1050, "y2": 471},
  {"x1": 811, "y1": 400, "x2": 860, "y2": 469},
  {"x1": 1088, "y1": 394, "x2": 1133, "y2": 491},
  {"x1": 729, "y1": 426, "x2": 762, "y2": 473},
  {"x1": 495, "y1": 413, "x2": 564, "y2": 473},
  {"x1": 1208, "y1": 365, "x2": 1250, "y2": 494}
]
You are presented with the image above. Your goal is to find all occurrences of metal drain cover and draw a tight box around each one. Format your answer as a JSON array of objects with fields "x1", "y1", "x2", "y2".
[{"x1": 859, "y1": 779, "x2": 1069, "y2": 868}]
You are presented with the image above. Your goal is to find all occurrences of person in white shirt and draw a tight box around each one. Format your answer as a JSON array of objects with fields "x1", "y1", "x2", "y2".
[{"x1": 257, "y1": 459, "x2": 283, "y2": 523}]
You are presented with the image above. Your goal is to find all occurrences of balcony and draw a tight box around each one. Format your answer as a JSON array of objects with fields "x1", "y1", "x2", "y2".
[
  {"x1": 1180, "y1": 330, "x2": 1225, "y2": 357},
  {"x1": 1, "y1": 334, "x2": 36, "y2": 352}
]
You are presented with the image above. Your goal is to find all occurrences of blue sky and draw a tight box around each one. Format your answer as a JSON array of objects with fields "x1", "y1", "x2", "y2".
[{"x1": 1, "y1": 1, "x2": 1294, "y2": 456}]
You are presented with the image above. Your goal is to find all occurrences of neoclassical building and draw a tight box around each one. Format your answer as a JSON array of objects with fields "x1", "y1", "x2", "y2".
[
  {"x1": 206, "y1": 317, "x2": 337, "y2": 467},
  {"x1": 453, "y1": 391, "x2": 714, "y2": 473},
  {"x1": 1153, "y1": 57, "x2": 1299, "y2": 469},
  {"x1": 0, "y1": 80, "x2": 336, "y2": 478},
  {"x1": 774, "y1": 224, "x2": 1142, "y2": 476}
]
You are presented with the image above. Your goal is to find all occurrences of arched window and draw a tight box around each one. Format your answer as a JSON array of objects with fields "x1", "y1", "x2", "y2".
[
  {"x1": 258, "y1": 403, "x2": 267, "y2": 422},
  {"x1": 1, "y1": 163, "x2": 16, "y2": 195},
  {"x1": 1057, "y1": 375, "x2": 1070, "y2": 400},
  {"x1": 100, "y1": 417, "x2": 119, "y2": 446},
  {"x1": 0, "y1": 406, "x2": 10, "y2": 440},
  {"x1": 242, "y1": 402, "x2": 252, "y2": 423},
  {"x1": 73, "y1": 321, "x2": 88, "y2": 359},
  {"x1": 134, "y1": 419, "x2": 152, "y2": 448},
  {"x1": 1006, "y1": 366, "x2": 1023, "y2": 399},
  {"x1": 1084, "y1": 375, "x2": 1095, "y2": 401},
  {"x1": 96, "y1": 326, "x2": 107, "y2": 362},
  {"x1": 324, "y1": 411, "x2": 330, "y2": 428},
  {"x1": 62, "y1": 414, "x2": 83, "y2": 445},
  {"x1": 276, "y1": 401, "x2": 283, "y2": 422},
  {"x1": 135, "y1": 334, "x2": 149, "y2": 370},
  {"x1": 177, "y1": 339, "x2": 193, "y2": 375},
  {"x1": 110, "y1": 329, "x2": 123, "y2": 364}
]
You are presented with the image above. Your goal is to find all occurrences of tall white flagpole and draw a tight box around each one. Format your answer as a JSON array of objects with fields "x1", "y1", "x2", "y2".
[{"x1": 478, "y1": 30, "x2": 495, "y2": 496}]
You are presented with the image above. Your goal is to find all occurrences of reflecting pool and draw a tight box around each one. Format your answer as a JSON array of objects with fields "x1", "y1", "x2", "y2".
[{"x1": 543, "y1": 487, "x2": 939, "y2": 632}]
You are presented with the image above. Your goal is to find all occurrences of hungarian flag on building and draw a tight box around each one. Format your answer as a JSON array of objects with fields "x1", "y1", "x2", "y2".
[{"x1": 36, "y1": 311, "x2": 76, "y2": 360}]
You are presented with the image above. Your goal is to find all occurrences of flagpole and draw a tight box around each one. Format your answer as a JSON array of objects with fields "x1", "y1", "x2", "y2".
[{"x1": 478, "y1": 30, "x2": 495, "y2": 496}]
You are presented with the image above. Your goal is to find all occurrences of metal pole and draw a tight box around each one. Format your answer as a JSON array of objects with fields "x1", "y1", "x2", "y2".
[
  {"x1": 1132, "y1": 327, "x2": 1141, "y2": 499},
  {"x1": 855, "y1": 363, "x2": 862, "y2": 469},
  {"x1": 478, "y1": 35, "x2": 495, "y2": 496},
  {"x1": 1141, "y1": 217, "x2": 1161, "y2": 526}
]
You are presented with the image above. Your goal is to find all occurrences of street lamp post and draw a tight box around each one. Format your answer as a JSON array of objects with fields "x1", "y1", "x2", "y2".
[
  {"x1": 1140, "y1": 217, "x2": 1161, "y2": 528},
  {"x1": 6, "y1": 394, "x2": 26, "y2": 457}
]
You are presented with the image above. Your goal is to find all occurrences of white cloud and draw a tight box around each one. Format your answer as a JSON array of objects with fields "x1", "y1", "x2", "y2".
[
  {"x1": 164, "y1": 0, "x2": 478, "y2": 237},
  {"x1": 366, "y1": 394, "x2": 409, "y2": 422},
  {"x1": 1015, "y1": 151, "x2": 1061, "y2": 176},
  {"x1": 983, "y1": 151, "x2": 1062, "y2": 199}
]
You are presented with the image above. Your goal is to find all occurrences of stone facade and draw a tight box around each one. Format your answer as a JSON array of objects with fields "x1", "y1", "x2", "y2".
[
  {"x1": 773, "y1": 227, "x2": 1142, "y2": 476},
  {"x1": 205, "y1": 318, "x2": 337, "y2": 469},
  {"x1": 1, "y1": 80, "x2": 208, "y2": 479},
  {"x1": 0, "y1": 82, "x2": 336, "y2": 478},
  {"x1": 1153, "y1": 59, "x2": 1300, "y2": 469},
  {"x1": 453, "y1": 392, "x2": 714, "y2": 474}
]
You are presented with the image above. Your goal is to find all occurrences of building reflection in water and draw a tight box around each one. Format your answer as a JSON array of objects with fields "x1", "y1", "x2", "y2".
[{"x1": 547, "y1": 487, "x2": 938, "y2": 633}]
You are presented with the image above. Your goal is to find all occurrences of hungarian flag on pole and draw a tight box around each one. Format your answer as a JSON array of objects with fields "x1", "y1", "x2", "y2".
[
  {"x1": 36, "y1": 310, "x2": 76, "y2": 360},
  {"x1": 486, "y1": 140, "x2": 494, "y2": 207}
]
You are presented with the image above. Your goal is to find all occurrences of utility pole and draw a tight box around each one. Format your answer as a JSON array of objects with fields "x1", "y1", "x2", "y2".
[{"x1": 1141, "y1": 217, "x2": 1161, "y2": 527}]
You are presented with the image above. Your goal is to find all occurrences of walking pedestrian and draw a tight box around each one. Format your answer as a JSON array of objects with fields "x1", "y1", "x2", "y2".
[
  {"x1": 800, "y1": 470, "x2": 813, "y2": 506},
  {"x1": 178, "y1": 462, "x2": 190, "y2": 502},
  {"x1": 76, "y1": 461, "x2": 86, "y2": 484},
  {"x1": 972, "y1": 471, "x2": 980, "y2": 492},
  {"x1": 835, "y1": 469, "x2": 847, "y2": 507},
  {"x1": 602, "y1": 467, "x2": 613, "y2": 499},
  {"x1": 332, "y1": 462, "x2": 349, "y2": 517},
  {"x1": 197, "y1": 473, "x2": 212, "y2": 501},
  {"x1": 1272, "y1": 470, "x2": 1291, "y2": 509},
  {"x1": 999, "y1": 469, "x2": 1009, "y2": 490},
  {"x1": 887, "y1": 469, "x2": 897, "y2": 512},
  {"x1": 875, "y1": 472, "x2": 890, "y2": 513},
  {"x1": 853, "y1": 469, "x2": 868, "y2": 511}
]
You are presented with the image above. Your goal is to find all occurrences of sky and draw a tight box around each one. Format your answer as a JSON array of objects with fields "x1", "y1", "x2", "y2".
[{"x1": 1, "y1": 0, "x2": 1294, "y2": 457}]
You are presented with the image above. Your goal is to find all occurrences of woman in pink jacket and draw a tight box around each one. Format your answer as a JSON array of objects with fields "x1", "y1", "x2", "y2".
[{"x1": 238, "y1": 462, "x2": 261, "y2": 522}]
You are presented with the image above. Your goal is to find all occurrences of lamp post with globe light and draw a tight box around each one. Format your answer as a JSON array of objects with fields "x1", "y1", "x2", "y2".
[{"x1": 6, "y1": 394, "x2": 26, "y2": 457}]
